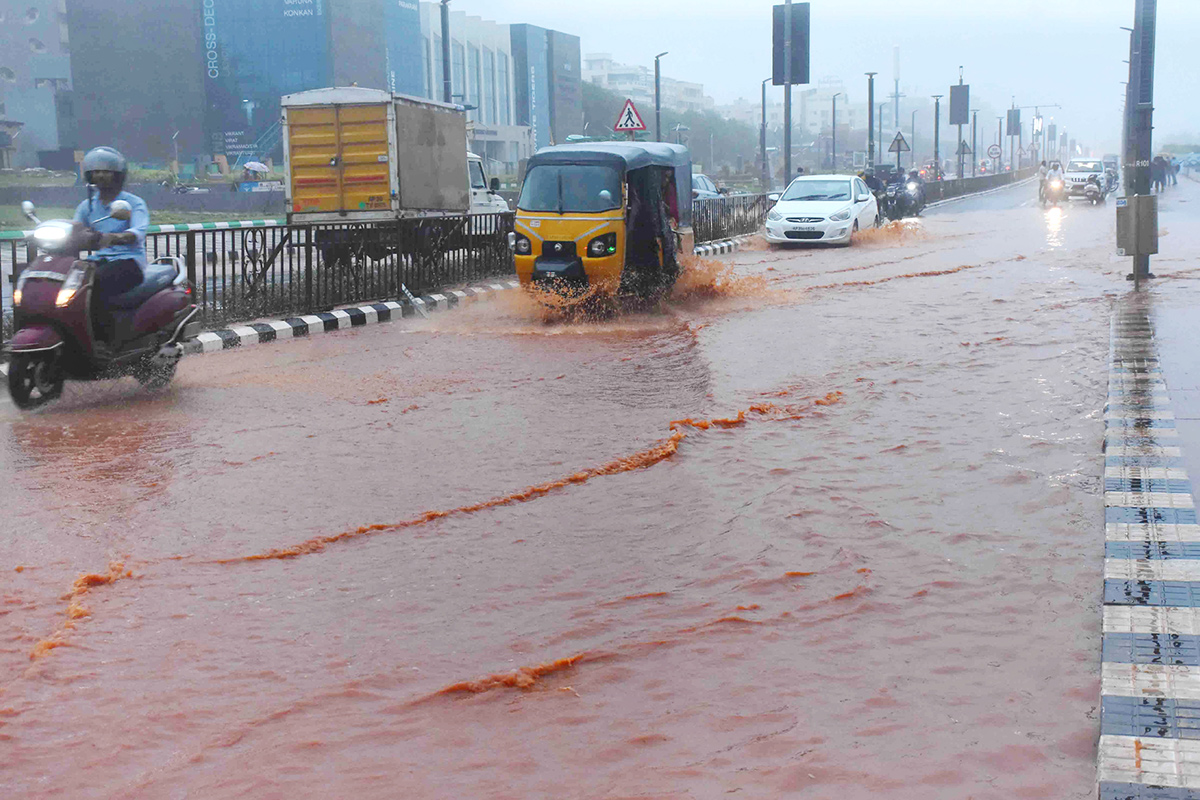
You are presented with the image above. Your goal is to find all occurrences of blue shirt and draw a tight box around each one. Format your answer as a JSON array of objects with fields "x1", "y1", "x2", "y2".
[{"x1": 73, "y1": 190, "x2": 149, "y2": 266}]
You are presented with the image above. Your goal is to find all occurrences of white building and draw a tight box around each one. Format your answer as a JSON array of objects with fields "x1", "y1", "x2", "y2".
[
  {"x1": 583, "y1": 53, "x2": 711, "y2": 114},
  {"x1": 416, "y1": 3, "x2": 533, "y2": 175}
]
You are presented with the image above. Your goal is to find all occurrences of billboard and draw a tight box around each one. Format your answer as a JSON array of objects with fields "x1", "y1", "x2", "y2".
[
  {"x1": 386, "y1": 0, "x2": 425, "y2": 97},
  {"x1": 949, "y1": 84, "x2": 970, "y2": 126},
  {"x1": 203, "y1": 0, "x2": 332, "y2": 161},
  {"x1": 771, "y1": 3, "x2": 811, "y2": 86}
]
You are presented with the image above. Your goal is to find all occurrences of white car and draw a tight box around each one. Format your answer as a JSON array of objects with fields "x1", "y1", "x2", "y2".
[
  {"x1": 1063, "y1": 158, "x2": 1107, "y2": 199},
  {"x1": 764, "y1": 175, "x2": 879, "y2": 246}
]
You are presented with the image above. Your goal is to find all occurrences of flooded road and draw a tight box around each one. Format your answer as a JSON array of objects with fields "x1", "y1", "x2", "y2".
[{"x1": 5, "y1": 179, "x2": 1193, "y2": 798}]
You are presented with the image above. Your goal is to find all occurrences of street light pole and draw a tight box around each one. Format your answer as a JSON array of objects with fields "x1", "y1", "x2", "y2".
[
  {"x1": 761, "y1": 78, "x2": 770, "y2": 190},
  {"x1": 866, "y1": 72, "x2": 877, "y2": 167},
  {"x1": 970, "y1": 109, "x2": 978, "y2": 177},
  {"x1": 878, "y1": 102, "x2": 886, "y2": 167},
  {"x1": 440, "y1": 0, "x2": 452, "y2": 104},
  {"x1": 910, "y1": 109, "x2": 918, "y2": 170},
  {"x1": 783, "y1": 0, "x2": 793, "y2": 182},
  {"x1": 831, "y1": 93, "x2": 841, "y2": 172},
  {"x1": 931, "y1": 95, "x2": 943, "y2": 180},
  {"x1": 654, "y1": 52, "x2": 668, "y2": 142}
]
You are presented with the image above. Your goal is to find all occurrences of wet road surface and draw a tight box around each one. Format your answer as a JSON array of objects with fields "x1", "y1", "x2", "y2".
[{"x1": 5, "y1": 180, "x2": 1196, "y2": 798}]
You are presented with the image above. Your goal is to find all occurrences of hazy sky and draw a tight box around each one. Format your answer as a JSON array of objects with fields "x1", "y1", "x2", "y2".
[{"x1": 450, "y1": 0, "x2": 1200, "y2": 151}]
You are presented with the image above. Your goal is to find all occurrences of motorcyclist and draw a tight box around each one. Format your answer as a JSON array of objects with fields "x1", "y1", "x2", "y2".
[
  {"x1": 72, "y1": 146, "x2": 150, "y2": 350},
  {"x1": 860, "y1": 169, "x2": 885, "y2": 194},
  {"x1": 1047, "y1": 161, "x2": 1065, "y2": 181}
]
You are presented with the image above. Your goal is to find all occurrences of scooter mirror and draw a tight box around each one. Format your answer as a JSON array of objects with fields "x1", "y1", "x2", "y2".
[
  {"x1": 21, "y1": 201, "x2": 37, "y2": 220},
  {"x1": 109, "y1": 200, "x2": 133, "y2": 221}
]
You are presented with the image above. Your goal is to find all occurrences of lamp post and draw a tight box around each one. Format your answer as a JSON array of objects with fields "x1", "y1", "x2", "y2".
[
  {"x1": 440, "y1": 0, "x2": 452, "y2": 104},
  {"x1": 761, "y1": 78, "x2": 770, "y2": 190},
  {"x1": 866, "y1": 72, "x2": 877, "y2": 167},
  {"x1": 911, "y1": 108, "x2": 918, "y2": 170},
  {"x1": 970, "y1": 109, "x2": 978, "y2": 177},
  {"x1": 877, "y1": 102, "x2": 887, "y2": 167},
  {"x1": 654, "y1": 51, "x2": 668, "y2": 142},
  {"x1": 931, "y1": 95, "x2": 943, "y2": 180},
  {"x1": 830, "y1": 93, "x2": 841, "y2": 172},
  {"x1": 997, "y1": 117, "x2": 1004, "y2": 172}
]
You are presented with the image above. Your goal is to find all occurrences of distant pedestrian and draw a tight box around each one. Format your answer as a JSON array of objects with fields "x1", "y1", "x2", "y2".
[
  {"x1": 796, "y1": 166, "x2": 806, "y2": 176},
  {"x1": 1170, "y1": 157, "x2": 1179, "y2": 186},
  {"x1": 1152, "y1": 156, "x2": 1167, "y2": 193}
]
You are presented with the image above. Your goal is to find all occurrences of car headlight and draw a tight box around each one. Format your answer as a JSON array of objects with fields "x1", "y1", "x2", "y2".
[
  {"x1": 514, "y1": 233, "x2": 532, "y2": 255},
  {"x1": 829, "y1": 208, "x2": 852, "y2": 222},
  {"x1": 586, "y1": 232, "x2": 617, "y2": 258},
  {"x1": 56, "y1": 267, "x2": 85, "y2": 308},
  {"x1": 767, "y1": 209, "x2": 782, "y2": 221}
]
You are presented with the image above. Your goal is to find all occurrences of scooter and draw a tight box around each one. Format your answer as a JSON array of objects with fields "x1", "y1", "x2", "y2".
[
  {"x1": 5, "y1": 200, "x2": 201, "y2": 409},
  {"x1": 883, "y1": 180, "x2": 923, "y2": 220},
  {"x1": 1084, "y1": 175, "x2": 1106, "y2": 206},
  {"x1": 1043, "y1": 178, "x2": 1065, "y2": 207}
]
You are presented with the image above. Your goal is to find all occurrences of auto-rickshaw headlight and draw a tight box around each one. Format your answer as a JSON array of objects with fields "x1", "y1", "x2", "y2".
[
  {"x1": 586, "y1": 232, "x2": 617, "y2": 258},
  {"x1": 514, "y1": 233, "x2": 532, "y2": 255}
]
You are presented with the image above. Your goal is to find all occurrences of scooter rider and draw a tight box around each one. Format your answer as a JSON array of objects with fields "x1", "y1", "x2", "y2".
[{"x1": 73, "y1": 146, "x2": 150, "y2": 349}]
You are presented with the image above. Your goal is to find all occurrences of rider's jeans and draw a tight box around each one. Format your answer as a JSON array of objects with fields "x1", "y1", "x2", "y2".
[{"x1": 91, "y1": 258, "x2": 142, "y2": 344}]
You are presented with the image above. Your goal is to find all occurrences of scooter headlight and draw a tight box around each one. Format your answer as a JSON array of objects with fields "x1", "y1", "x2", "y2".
[
  {"x1": 55, "y1": 267, "x2": 85, "y2": 308},
  {"x1": 907, "y1": 182, "x2": 919, "y2": 192},
  {"x1": 1050, "y1": 180, "x2": 1063, "y2": 190}
]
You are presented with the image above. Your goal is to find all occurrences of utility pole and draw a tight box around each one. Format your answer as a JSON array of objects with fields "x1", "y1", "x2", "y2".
[
  {"x1": 893, "y1": 46, "x2": 901, "y2": 128},
  {"x1": 1126, "y1": 0, "x2": 1158, "y2": 284},
  {"x1": 654, "y1": 52, "x2": 668, "y2": 142},
  {"x1": 970, "y1": 110, "x2": 978, "y2": 177},
  {"x1": 997, "y1": 117, "x2": 1003, "y2": 172},
  {"x1": 783, "y1": 0, "x2": 793, "y2": 182},
  {"x1": 866, "y1": 72, "x2": 877, "y2": 167},
  {"x1": 878, "y1": 102, "x2": 887, "y2": 168},
  {"x1": 761, "y1": 78, "x2": 770, "y2": 190},
  {"x1": 831, "y1": 93, "x2": 841, "y2": 172},
  {"x1": 956, "y1": 68, "x2": 965, "y2": 180},
  {"x1": 440, "y1": 0, "x2": 452, "y2": 104},
  {"x1": 931, "y1": 95, "x2": 942, "y2": 180}
]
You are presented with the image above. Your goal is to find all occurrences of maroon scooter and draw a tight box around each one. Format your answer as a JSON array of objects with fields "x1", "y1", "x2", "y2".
[{"x1": 5, "y1": 200, "x2": 200, "y2": 409}]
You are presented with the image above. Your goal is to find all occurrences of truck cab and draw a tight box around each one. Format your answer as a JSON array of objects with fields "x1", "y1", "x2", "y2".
[{"x1": 468, "y1": 153, "x2": 509, "y2": 215}]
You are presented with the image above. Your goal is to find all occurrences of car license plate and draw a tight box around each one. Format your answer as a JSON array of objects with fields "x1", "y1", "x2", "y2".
[{"x1": 795, "y1": 226, "x2": 817, "y2": 232}]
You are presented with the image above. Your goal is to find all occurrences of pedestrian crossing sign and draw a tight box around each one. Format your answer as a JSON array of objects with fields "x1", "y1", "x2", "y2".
[{"x1": 614, "y1": 99, "x2": 647, "y2": 132}]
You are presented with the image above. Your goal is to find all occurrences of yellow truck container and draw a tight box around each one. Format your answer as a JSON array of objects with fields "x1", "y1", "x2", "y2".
[{"x1": 281, "y1": 86, "x2": 470, "y2": 224}]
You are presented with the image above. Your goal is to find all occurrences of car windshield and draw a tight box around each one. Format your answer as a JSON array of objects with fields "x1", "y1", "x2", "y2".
[
  {"x1": 781, "y1": 180, "x2": 851, "y2": 202},
  {"x1": 518, "y1": 165, "x2": 622, "y2": 213},
  {"x1": 1068, "y1": 161, "x2": 1103, "y2": 172}
]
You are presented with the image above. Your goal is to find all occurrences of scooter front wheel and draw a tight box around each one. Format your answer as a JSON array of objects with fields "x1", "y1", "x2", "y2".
[{"x1": 7, "y1": 353, "x2": 64, "y2": 409}]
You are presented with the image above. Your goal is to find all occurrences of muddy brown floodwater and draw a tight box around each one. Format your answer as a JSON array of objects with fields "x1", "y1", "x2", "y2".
[{"x1": 6, "y1": 180, "x2": 1180, "y2": 798}]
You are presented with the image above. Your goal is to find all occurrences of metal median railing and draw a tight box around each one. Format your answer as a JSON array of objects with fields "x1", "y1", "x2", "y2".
[
  {"x1": 693, "y1": 194, "x2": 772, "y2": 244},
  {"x1": 2, "y1": 213, "x2": 515, "y2": 349}
]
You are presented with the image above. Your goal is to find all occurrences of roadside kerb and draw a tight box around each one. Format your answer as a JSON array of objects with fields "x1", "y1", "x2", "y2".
[
  {"x1": 694, "y1": 233, "x2": 757, "y2": 256},
  {"x1": 1097, "y1": 299, "x2": 1200, "y2": 799}
]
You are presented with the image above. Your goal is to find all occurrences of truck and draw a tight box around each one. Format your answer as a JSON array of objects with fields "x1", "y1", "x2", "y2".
[{"x1": 280, "y1": 86, "x2": 507, "y2": 224}]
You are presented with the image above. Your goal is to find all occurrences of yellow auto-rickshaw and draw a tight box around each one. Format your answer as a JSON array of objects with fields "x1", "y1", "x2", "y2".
[{"x1": 512, "y1": 143, "x2": 694, "y2": 303}]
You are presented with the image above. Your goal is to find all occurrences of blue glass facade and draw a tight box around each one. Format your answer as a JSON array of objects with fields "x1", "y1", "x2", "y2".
[
  {"x1": 386, "y1": 0, "x2": 425, "y2": 97},
  {"x1": 510, "y1": 24, "x2": 550, "y2": 150},
  {"x1": 203, "y1": 0, "x2": 332, "y2": 160}
]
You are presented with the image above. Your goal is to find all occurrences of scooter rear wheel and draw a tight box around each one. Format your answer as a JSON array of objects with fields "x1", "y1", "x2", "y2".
[{"x1": 7, "y1": 353, "x2": 64, "y2": 410}]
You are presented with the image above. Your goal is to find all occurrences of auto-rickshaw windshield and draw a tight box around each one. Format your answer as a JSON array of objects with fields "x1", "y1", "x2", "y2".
[{"x1": 518, "y1": 165, "x2": 622, "y2": 214}]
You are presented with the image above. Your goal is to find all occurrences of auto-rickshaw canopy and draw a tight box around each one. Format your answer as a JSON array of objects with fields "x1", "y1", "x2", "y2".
[{"x1": 525, "y1": 142, "x2": 692, "y2": 227}]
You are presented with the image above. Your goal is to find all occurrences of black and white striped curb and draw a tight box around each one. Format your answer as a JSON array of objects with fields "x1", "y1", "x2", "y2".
[
  {"x1": 182, "y1": 280, "x2": 522, "y2": 355},
  {"x1": 1097, "y1": 301, "x2": 1200, "y2": 799},
  {"x1": 694, "y1": 233, "x2": 758, "y2": 257}
]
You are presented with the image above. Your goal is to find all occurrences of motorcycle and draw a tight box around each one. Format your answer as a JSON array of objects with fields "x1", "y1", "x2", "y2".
[
  {"x1": 1084, "y1": 175, "x2": 1107, "y2": 206},
  {"x1": 1042, "y1": 177, "x2": 1065, "y2": 207},
  {"x1": 5, "y1": 200, "x2": 201, "y2": 409},
  {"x1": 883, "y1": 180, "x2": 924, "y2": 221}
]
